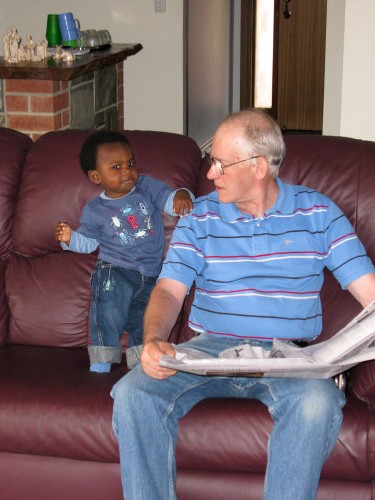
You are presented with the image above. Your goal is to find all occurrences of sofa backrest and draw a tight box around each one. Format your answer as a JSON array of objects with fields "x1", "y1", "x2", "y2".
[
  {"x1": 280, "y1": 136, "x2": 375, "y2": 402},
  {"x1": 4, "y1": 129, "x2": 201, "y2": 348},
  {"x1": 281, "y1": 135, "x2": 375, "y2": 341},
  {"x1": 174, "y1": 135, "x2": 375, "y2": 347},
  {"x1": 0, "y1": 128, "x2": 33, "y2": 347}
]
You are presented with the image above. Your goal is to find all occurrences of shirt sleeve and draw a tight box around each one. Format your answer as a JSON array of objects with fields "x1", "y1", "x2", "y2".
[
  {"x1": 163, "y1": 188, "x2": 195, "y2": 216},
  {"x1": 61, "y1": 230, "x2": 99, "y2": 253},
  {"x1": 158, "y1": 214, "x2": 203, "y2": 292},
  {"x1": 323, "y1": 200, "x2": 375, "y2": 289}
]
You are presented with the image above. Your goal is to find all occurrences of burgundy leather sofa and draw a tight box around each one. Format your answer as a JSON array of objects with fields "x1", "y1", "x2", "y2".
[{"x1": 0, "y1": 127, "x2": 374, "y2": 500}]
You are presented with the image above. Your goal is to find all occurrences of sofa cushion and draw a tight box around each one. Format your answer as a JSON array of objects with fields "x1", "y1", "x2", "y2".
[
  {"x1": 6, "y1": 253, "x2": 95, "y2": 346},
  {"x1": 12, "y1": 129, "x2": 201, "y2": 258},
  {"x1": 176, "y1": 394, "x2": 375, "y2": 483},
  {"x1": 192, "y1": 135, "x2": 372, "y2": 344},
  {"x1": 8, "y1": 130, "x2": 202, "y2": 348},
  {"x1": 0, "y1": 128, "x2": 32, "y2": 259},
  {"x1": 0, "y1": 345, "x2": 123, "y2": 462},
  {"x1": 0, "y1": 128, "x2": 33, "y2": 347},
  {"x1": 350, "y1": 361, "x2": 375, "y2": 408},
  {"x1": 0, "y1": 261, "x2": 8, "y2": 348},
  {"x1": 0, "y1": 345, "x2": 373, "y2": 485}
]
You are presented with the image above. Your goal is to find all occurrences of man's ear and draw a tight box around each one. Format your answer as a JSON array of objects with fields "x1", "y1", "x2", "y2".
[
  {"x1": 88, "y1": 170, "x2": 101, "y2": 184},
  {"x1": 254, "y1": 157, "x2": 269, "y2": 180}
]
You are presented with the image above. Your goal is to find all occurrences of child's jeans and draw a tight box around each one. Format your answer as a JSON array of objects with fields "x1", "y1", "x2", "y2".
[{"x1": 88, "y1": 260, "x2": 156, "y2": 365}]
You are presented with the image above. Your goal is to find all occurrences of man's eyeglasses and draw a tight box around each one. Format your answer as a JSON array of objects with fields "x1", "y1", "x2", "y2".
[{"x1": 205, "y1": 152, "x2": 261, "y2": 175}]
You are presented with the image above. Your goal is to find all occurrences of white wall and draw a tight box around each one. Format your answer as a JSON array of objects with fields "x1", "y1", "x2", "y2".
[
  {"x1": 2, "y1": 0, "x2": 375, "y2": 141},
  {"x1": 187, "y1": 0, "x2": 232, "y2": 146},
  {"x1": 0, "y1": 0, "x2": 185, "y2": 133},
  {"x1": 324, "y1": 0, "x2": 375, "y2": 141},
  {"x1": 322, "y1": 0, "x2": 345, "y2": 136}
]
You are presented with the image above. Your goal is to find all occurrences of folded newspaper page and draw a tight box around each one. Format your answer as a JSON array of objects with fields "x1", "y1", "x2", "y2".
[{"x1": 159, "y1": 299, "x2": 375, "y2": 379}]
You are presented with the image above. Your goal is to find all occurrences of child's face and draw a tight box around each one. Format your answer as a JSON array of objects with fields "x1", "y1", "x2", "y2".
[{"x1": 88, "y1": 143, "x2": 139, "y2": 198}]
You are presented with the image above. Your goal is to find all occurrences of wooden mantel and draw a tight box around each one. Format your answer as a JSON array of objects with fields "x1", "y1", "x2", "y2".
[
  {"x1": 0, "y1": 43, "x2": 143, "y2": 139},
  {"x1": 0, "y1": 43, "x2": 143, "y2": 81}
]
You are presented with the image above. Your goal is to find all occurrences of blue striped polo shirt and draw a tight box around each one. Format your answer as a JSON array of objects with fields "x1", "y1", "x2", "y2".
[{"x1": 159, "y1": 178, "x2": 374, "y2": 341}]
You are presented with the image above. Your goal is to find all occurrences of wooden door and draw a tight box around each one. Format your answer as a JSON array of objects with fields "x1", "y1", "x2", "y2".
[
  {"x1": 241, "y1": 0, "x2": 327, "y2": 133},
  {"x1": 277, "y1": 0, "x2": 327, "y2": 131}
]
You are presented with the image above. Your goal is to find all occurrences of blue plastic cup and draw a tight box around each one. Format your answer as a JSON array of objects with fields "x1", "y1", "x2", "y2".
[{"x1": 58, "y1": 12, "x2": 80, "y2": 43}]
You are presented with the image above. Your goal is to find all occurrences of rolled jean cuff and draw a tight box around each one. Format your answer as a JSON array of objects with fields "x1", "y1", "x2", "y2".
[
  {"x1": 88, "y1": 346, "x2": 122, "y2": 364},
  {"x1": 126, "y1": 345, "x2": 143, "y2": 370}
]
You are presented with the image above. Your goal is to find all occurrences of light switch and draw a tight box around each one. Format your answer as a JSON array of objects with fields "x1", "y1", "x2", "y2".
[{"x1": 155, "y1": 0, "x2": 166, "y2": 13}]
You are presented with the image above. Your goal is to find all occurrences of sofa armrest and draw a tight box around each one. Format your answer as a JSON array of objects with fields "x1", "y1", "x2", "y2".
[{"x1": 350, "y1": 361, "x2": 375, "y2": 407}]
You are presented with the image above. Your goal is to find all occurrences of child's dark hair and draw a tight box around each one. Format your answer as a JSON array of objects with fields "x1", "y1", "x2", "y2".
[{"x1": 79, "y1": 130, "x2": 131, "y2": 176}]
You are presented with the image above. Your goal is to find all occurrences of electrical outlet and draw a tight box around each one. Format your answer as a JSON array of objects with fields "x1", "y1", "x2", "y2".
[{"x1": 155, "y1": 0, "x2": 166, "y2": 13}]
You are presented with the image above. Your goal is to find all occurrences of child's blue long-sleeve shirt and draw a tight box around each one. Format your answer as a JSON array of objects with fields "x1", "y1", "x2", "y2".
[{"x1": 61, "y1": 175, "x2": 194, "y2": 277}]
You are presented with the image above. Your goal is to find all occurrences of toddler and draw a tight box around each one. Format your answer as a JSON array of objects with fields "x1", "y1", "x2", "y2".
[{"x1": 55, "y1": 130, "x2": 194, "y2": 372}]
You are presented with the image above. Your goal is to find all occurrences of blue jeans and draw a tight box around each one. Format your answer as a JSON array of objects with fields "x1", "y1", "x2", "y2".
[
  {"x1": 88, "y1": 260, "x2": 156, "y2": 364},
  {"x1": 111, "y1": 334, "x2": 346, "y2": 500}
]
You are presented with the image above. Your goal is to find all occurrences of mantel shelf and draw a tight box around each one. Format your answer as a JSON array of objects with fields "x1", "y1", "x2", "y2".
[{"x1": 0, "y1": 43, "x2": 143, "y2": 81}]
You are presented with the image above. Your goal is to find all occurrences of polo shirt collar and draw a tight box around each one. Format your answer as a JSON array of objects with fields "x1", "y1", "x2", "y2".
[{"x1": 218, "y1": 177, "x2": 294, "y2": 222}]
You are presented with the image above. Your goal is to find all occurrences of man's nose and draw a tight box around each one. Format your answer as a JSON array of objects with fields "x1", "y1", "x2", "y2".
[{"x1": 207, "y1": 164, "x2": 220, "y2": 180}]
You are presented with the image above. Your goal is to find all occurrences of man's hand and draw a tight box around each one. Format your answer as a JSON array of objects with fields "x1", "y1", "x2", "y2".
[
  {"x1": 142, "y1": 278, "x2": 188, "y2": 380},
  {"x1": 55, "y1": 222, "x2": 72, "y2": 245},
  {"x1": 173, "y1": 189, "x2": 193, "y2": 217},
  {"x1": 141, "y1": 339, "x2": 177, "y2": 380}
]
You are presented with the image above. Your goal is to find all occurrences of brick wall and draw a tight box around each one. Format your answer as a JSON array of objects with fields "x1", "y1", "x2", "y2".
[{"x1": 0, "y1": 62, "x2": 124, "y2": 141}]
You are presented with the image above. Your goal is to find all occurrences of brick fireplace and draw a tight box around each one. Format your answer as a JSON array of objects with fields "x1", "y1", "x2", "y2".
[{"x1": 0, "y1": 43, "x2": 142, "y2": 140}]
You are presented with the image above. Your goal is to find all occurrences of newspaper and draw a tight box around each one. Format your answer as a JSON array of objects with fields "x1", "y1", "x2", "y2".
[{"x1": 159, "y1": 299, "x2": 375, "y2": 379}]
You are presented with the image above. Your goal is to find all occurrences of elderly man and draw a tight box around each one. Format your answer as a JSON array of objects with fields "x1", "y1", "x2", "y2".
[{"x1": 112, "y1": 109, "x2": 375, "y2": 500}]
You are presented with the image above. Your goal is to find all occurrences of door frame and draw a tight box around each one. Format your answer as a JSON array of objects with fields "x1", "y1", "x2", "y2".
[{"x1": 240, "y1": 0, "x2": 279, "y2": 119}]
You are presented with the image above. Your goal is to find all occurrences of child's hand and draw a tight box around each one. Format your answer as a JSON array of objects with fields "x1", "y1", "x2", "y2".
[
  {"x1": 173, "y1": 189, "x2": 193, "y2": 217},
  {"x1": 55, "y1": 222, "x2": 72, "y2": 245}
]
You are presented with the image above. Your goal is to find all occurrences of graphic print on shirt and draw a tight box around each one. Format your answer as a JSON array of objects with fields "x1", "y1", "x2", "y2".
[{"x1": 110, "y1": 199, "x2": 154, "y2": 246}]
